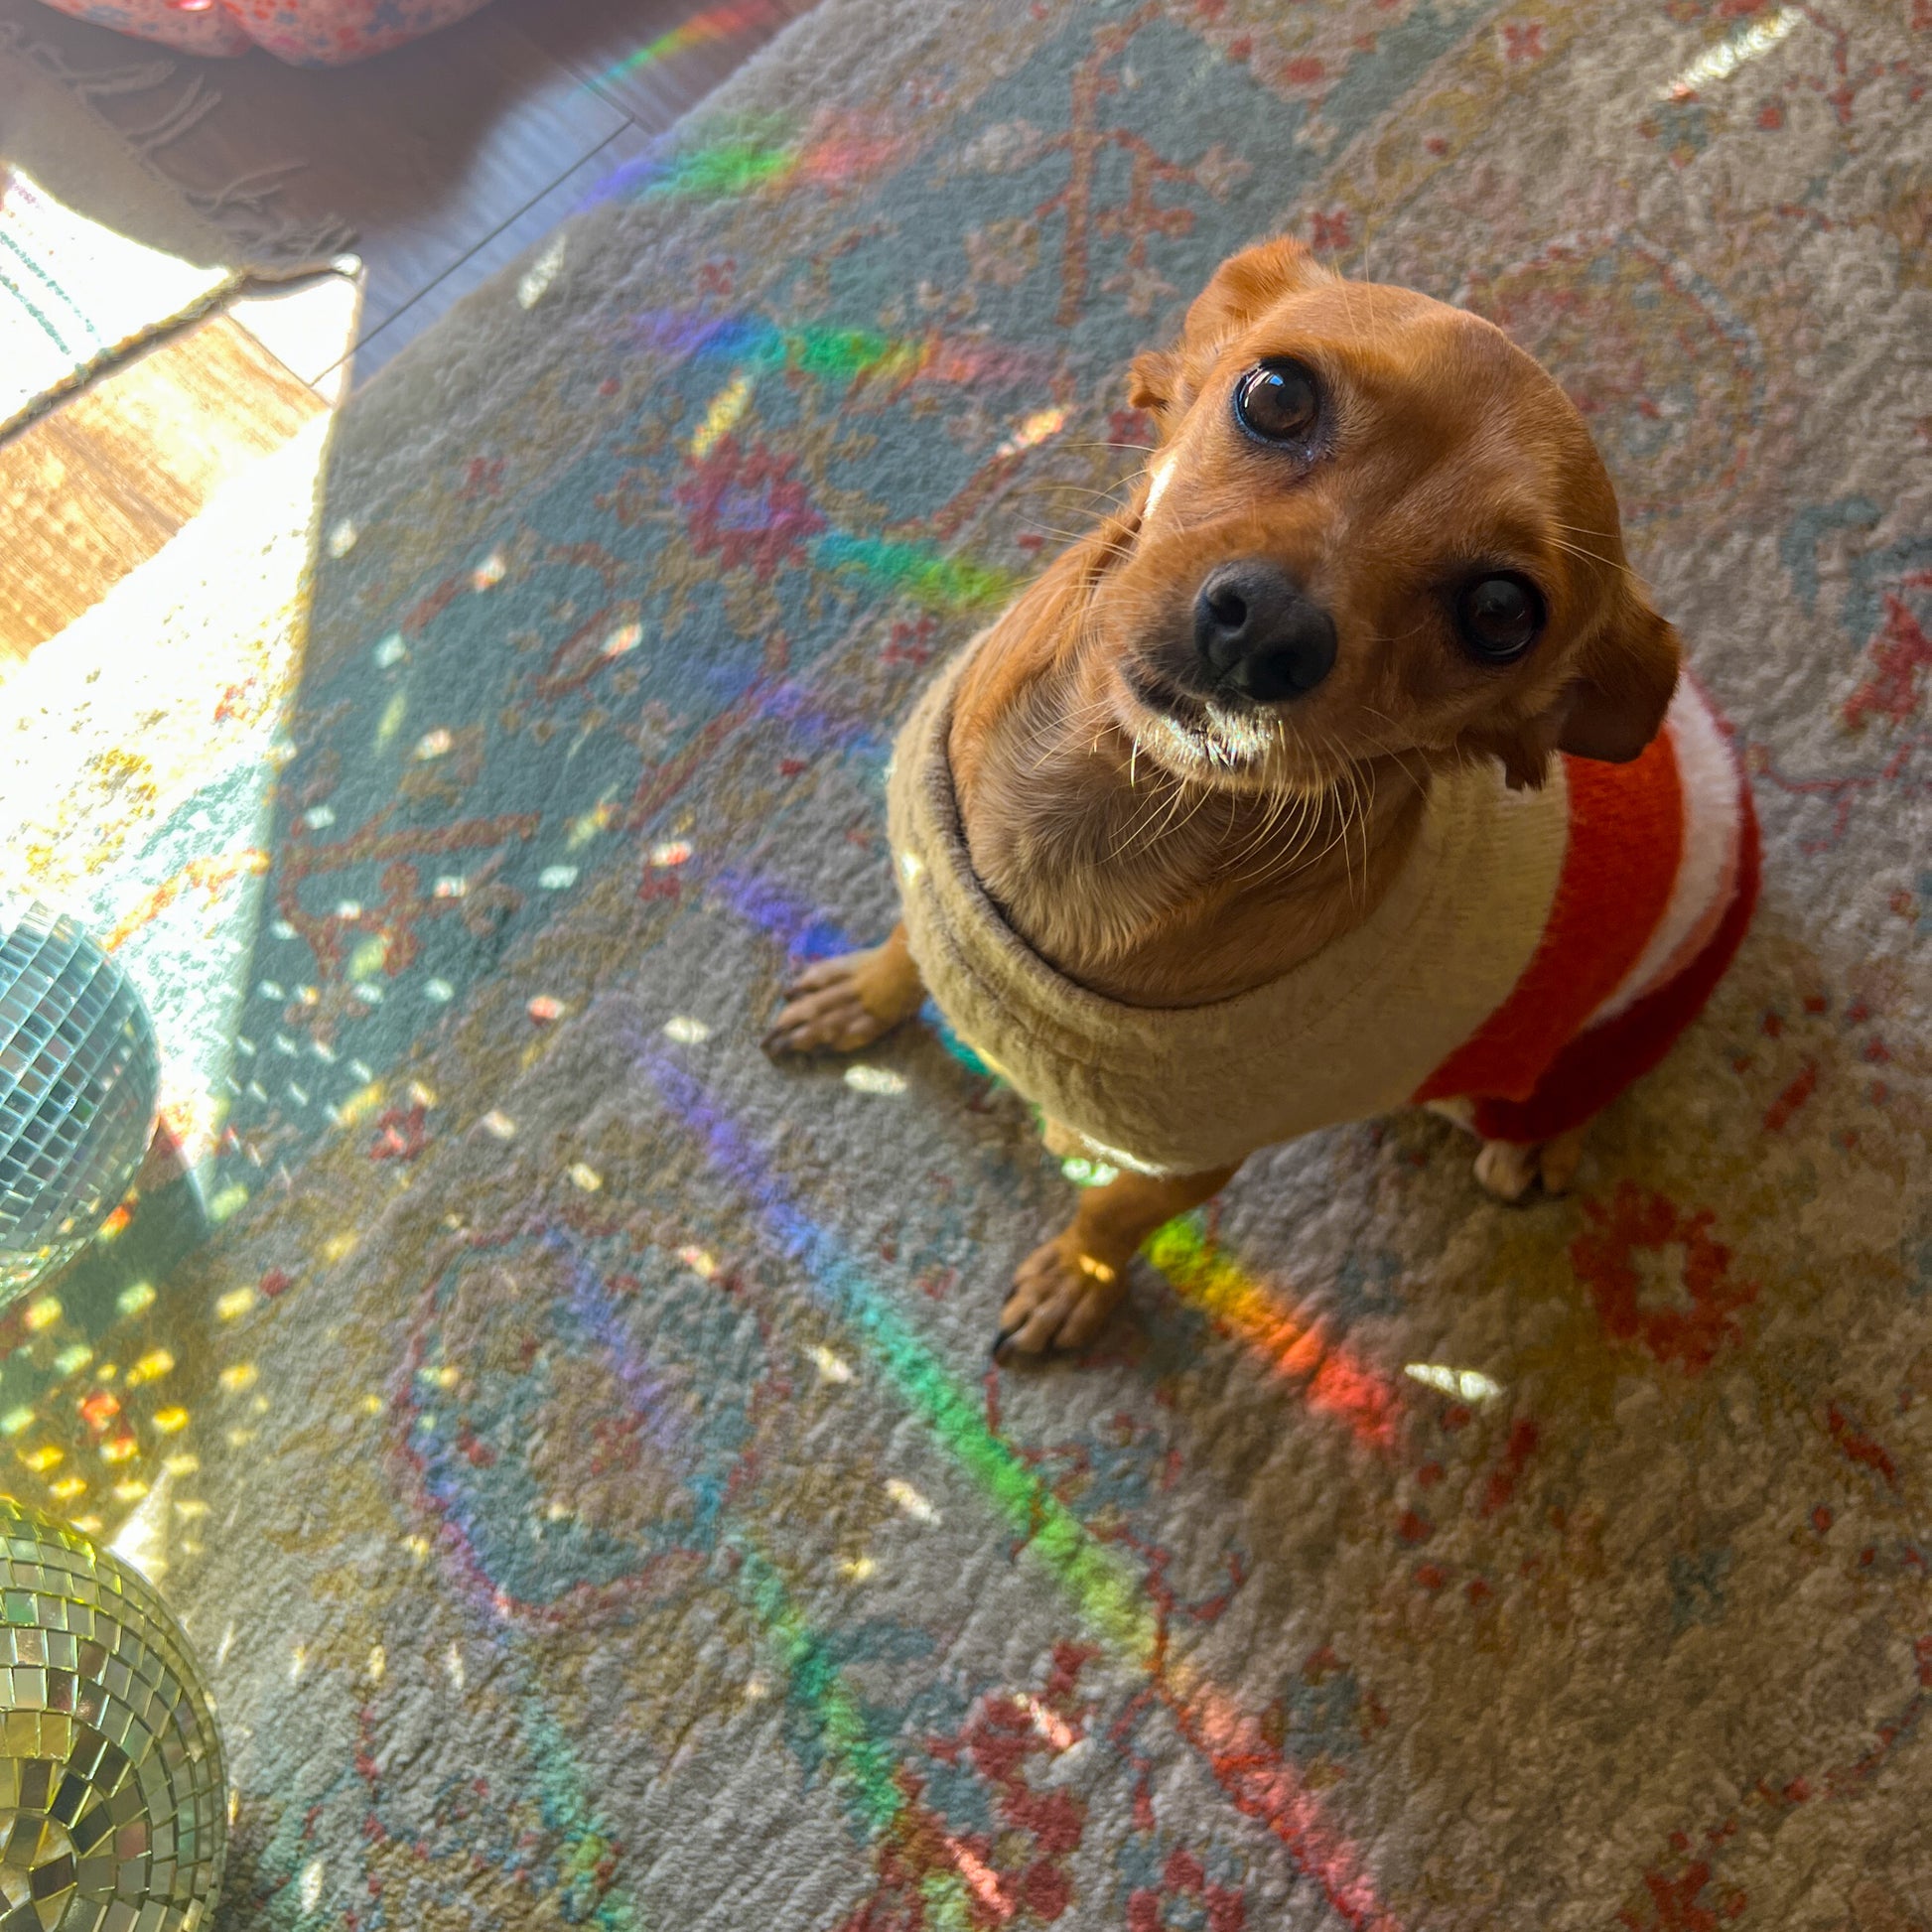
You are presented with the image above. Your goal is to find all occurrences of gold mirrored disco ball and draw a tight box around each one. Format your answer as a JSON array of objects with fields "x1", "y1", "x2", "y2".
[
  {"x1": 0, "y1": 1499, "x2": 225, "y2": 1932},
  {"x1": 0, "y1": 903, "x2": 161, "y2": 1314}
]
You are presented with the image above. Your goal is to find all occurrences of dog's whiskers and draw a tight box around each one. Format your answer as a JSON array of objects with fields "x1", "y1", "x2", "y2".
[
  {"x1": 1010, "y1": 479, "x2": 1137, "y2": 511},
  {"x1": 1353, "y1": 709, "x2": 1434, "y2": 795},
  {"x1": 1016, "y1": 520, "x2": 1103, "y2": 545},
  {"x1": 1544, "y1": 532, "x2": 1639, "y2": 584}
]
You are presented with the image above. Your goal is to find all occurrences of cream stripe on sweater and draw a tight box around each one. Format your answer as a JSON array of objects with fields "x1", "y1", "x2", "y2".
[{"x1": 886, "y1": 650, "x2": 1573, "y2": 1176}]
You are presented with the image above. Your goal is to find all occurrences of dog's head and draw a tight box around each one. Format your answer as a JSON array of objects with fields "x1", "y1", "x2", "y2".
[{"x1": 1079, "y1": 236, "x2": 1677, "y2": 794}]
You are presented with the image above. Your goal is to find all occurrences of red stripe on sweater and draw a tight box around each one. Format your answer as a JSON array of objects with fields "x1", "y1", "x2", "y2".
[
  {"x1": 1466, "y1": 778, "x2": 1759, "y2": 1144},
  {"x1": 1415, "y1": 729, "x2": 1686, "y2": 1110}
]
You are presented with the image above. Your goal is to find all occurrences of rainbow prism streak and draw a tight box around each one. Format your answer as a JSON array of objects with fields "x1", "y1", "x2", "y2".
[{"x1": 639, "y1": 1044, "x2": 1401, "y2": 1931}]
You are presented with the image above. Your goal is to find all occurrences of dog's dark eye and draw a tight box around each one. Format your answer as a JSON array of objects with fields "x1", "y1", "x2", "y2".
[
  {"x1": 1455, "y1": 574, "x2": 1544, "y2": 661},
  {"x1": 1233, "y1": 359, "x2": 1320, "y2": 444}
]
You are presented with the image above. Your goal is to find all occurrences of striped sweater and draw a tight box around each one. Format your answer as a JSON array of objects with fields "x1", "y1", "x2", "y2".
[{"x1": 886, "y1": 650, "x2": 1758, "y2": 1177}]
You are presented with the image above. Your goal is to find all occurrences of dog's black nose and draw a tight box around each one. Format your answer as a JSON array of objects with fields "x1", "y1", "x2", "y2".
[{"x1": 1193, "y1": 560, "x2": 1337, "y2": 701}]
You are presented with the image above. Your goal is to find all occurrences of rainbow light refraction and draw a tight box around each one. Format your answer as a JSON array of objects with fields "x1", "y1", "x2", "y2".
[
  {"x1": 705, "y1": 867, "x2": 988, "y2": 1071},
  {"x1": 732, "y1": 1537, "x2": 1013, "y2": 1920},
  {"x1": 583, "y1": 127, "x2": 797, "y2": 207},
  {"x1": 643, "y1": 1046, "x2": 1160, "y2": 1660},
  {"x1": 605, "y1": 0, "x2": 778, "y2": 80},
  {"x1": 733, "y1": 1539, "x2": 902, "y2": 1833},
  {"x1": 581, "y1": 117, "x2": 899, "y2": 211},
  {"x1": 517, "y1": 1685, "x2": 640, "y2": 1931},
  {"x1": 1145, "y1": 1218, "x2": 1404, "y2": 1450},
  {"x1": 812, "y1": 534, "x2": 1017, "y2": 612},
  {"x1": 620, "y1": 309, "x2": 1047, "y2": 394},
  {"x1": 639, "y1": 318, "x2": 1034, "y2": 615},
  {"x1": 409, "y1": 1215, "x2": 1000, "y2": 1919},
  {"x1": 647, "y1": 133, "x2": 799, "y2": 200},
  {"x1": 638, "y1": 1043, "x2": 1402, "y2": 1930}
]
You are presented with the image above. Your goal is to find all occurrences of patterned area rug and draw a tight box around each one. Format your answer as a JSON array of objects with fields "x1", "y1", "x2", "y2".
[{"x1": 7, "y1": 0, "x2": 1931, "y2": 1925}]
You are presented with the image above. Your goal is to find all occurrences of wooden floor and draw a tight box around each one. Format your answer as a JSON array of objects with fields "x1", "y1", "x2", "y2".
[
  {"x1": 0, "y1": 0, "x2": 818, "y2": 660},
  {"x1": 0, "y1": 314, "x2": 327, "y2": 658}
]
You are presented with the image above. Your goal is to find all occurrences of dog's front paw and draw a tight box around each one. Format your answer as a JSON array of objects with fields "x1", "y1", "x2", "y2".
[
  {"x1": 992, "y1": 1230, "x2": 1131, "y2": 1360},
  {"x1": 762, "y1": 943, "x2": 924, "y2": 1056}
]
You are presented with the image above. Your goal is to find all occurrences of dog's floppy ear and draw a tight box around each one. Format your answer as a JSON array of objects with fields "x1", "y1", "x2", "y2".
[
  {"x1": 1557, "y1": 601, "x2": 1681, "y2": 764},
  {"x1": 1129, "y1": 235, "x2": 1331, "y2": 436}
]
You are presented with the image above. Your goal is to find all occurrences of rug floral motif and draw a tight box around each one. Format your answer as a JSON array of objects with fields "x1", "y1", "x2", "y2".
[{"x1": 5, "y1": 0, "x2": 1931, "y2": 1926}]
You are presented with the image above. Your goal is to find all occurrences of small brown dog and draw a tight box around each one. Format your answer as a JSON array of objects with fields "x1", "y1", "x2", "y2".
[{"x1": 765, "y1": 236, "x2": 1756, "y2": 1359}]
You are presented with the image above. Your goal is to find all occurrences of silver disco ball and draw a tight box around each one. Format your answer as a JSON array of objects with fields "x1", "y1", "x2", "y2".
[
  {"x1": 0, "y1": 902, "x2": 160, "y2": 1308},
  {"x1": 0, "y1": 1497, "x2": 227, "y2": 1931}
]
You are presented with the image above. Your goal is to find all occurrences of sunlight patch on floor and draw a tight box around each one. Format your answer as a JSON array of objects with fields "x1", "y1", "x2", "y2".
[{"x1": 0, "y1": 410, "x2": 339, "y2": 1192}]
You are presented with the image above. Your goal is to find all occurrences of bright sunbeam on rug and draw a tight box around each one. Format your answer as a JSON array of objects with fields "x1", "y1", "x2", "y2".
[
  {"x1": 1402, "y1": 1362, "x2": 1503, "y2": 1405},
  {"x1": 26, "y1": 0, "x2": 1919, "y2": 1914},
  {"x1": 1659, "y1": 7, "x2": 1802, "y2": 99},
  {"x1": 0, "y1": 414, "x2": 340, "y2": 1192},
  {"x1": 0, "y1": 153, "x2": 363, "y2": 1242},
  {"x1": 688, "y1": 370, "x2": 756, "y2": 457}
]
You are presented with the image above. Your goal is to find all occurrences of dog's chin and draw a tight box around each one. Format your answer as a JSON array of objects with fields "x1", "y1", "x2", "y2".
[{"x1": 1109, "y1": 664, "x2": 1332, "y2": 793}]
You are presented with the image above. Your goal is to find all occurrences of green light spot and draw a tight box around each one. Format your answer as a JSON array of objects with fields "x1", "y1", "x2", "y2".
[
  {"x1": 815, "y1": 535, "x2": 1016, "y2": 613},
  {"x1": 1144, "y1": 1213, "x2": 1236, "y2": 1301},
  {"x1": 653, "y1": 138, "x2": 797, "y2": 200},
  {"x1": 1060, "y1": 1157, "x2": 1122, "y2": 1188},
  {"x1": 736, "y1": 1542, "x2": 904, "y2": 1836}
]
